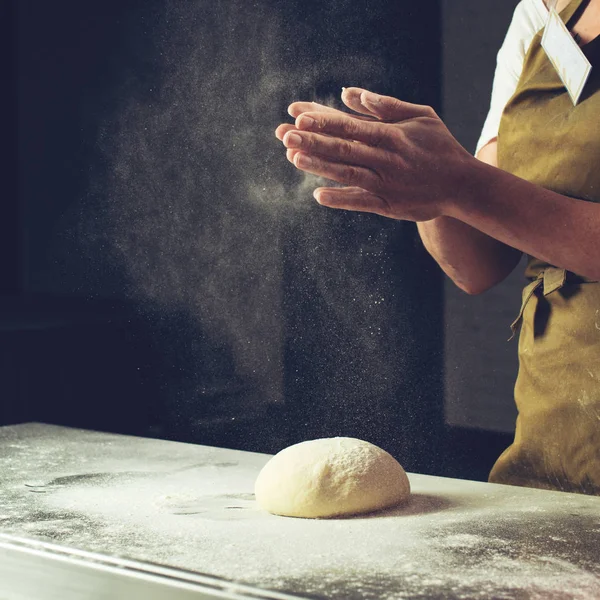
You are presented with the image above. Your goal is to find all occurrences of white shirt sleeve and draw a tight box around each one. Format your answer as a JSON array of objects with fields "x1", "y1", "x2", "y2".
[{"x1": 475, "y1": 0, "x2": 549, "y2": 155}]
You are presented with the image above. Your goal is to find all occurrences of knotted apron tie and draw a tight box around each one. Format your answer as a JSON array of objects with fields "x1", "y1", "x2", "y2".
[{"x1": 508, "y1": 267, "x2": 567, "y2": 341}]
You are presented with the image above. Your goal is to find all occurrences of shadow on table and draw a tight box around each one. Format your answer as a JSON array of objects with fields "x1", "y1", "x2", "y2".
[{"x1": 346, "y1": 493, "x2": 456, "y2": 520}]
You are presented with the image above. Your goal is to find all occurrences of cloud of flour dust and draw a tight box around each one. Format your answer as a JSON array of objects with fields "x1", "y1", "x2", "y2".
[{"x1": 83, "y1": 0, "x2": 427, "y2": 447}]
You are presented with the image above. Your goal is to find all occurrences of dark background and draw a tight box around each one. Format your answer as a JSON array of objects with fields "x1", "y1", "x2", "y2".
[{"x1": 4, "y1": 0, "x2": 520, "y2": 481}]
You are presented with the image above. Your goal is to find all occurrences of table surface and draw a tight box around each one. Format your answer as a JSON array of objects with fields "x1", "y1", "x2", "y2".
[{"x1": 1, "y1": 423, "x2": 599, "y2": 600}]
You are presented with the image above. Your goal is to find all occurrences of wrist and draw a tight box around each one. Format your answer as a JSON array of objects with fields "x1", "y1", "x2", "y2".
[{"x1": 442, "y1": 154, "x2": 493, "y2": 221}]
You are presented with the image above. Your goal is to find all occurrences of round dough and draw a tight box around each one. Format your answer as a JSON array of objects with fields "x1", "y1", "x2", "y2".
[{"x1": 254, "y1": 437, "x2": 410, "y2": 518}]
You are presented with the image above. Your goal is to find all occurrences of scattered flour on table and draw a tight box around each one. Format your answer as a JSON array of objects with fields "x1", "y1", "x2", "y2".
[
  {"x1": 2, "y1": 427, "x2": 599, "y2": 600},
  {"x1": 5, "y1": 469, "x2": 598, "y2": 600}
]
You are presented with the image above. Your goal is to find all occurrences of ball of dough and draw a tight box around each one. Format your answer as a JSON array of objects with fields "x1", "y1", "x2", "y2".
[{"x1": 255, "y1": 437, "x2": 410, "y2": 518}]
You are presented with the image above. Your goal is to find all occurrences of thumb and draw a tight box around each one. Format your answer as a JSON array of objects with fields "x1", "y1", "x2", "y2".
[{"x1": 359, "y1": 89, "x2": 435, "y2": 121}]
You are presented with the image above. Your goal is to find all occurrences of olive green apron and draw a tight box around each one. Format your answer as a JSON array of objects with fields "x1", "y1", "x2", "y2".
[{"x1": 492, "y1": 0, "x2": 600, "y2": 495}]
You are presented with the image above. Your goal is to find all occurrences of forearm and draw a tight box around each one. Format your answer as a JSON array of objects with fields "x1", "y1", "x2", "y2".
[
  {"x1": 446, "y1": 161, "x2": 600, "y2": 281},
  {"x1": 417, "y1": 140, "x2": 521, "y2": 295},
  {"x1": 417, "y1": 217, "x2": 522, "y2": 294}
]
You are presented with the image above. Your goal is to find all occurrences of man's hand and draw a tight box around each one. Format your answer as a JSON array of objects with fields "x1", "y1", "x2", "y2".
[{"x1": 275, "y1": 88, "x2": 479, "y2": 222}]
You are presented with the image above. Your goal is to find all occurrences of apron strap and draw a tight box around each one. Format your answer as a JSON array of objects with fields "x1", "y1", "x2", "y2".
[
  {"x1": 542, "y1": 266, "x2": 567, "y2": 295},
  {"x1": 509, "y1": 277, "x2": 544, "y2": 341},
  {"x1": 508, "y1": 267, "x2": 568, "y2": 341},
  {"x1": 508, "y1": 267, "x2": 596, "y2": 341}
]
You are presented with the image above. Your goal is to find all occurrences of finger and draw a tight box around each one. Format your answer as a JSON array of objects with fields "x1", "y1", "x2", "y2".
[
  {"x1": 276, "y1": 123, "x2": 296, "y2": 141},
  {"x1": 355, "y1": 88, "x2": 437, "y2": 122},
  {"x1": 340, "y1": 87, "x2": 379, "y2": 118},
  {"x1": 294, "y1": 111, "x2": 389, "y2": 148},
  {"x1": 286, "y1": 148, "x2": 300, "y2": 163},
  {"x1": 282, "y1": 129, "x2": 386, "y2": 169},
  {"x1": 291, "y1": 152, "x2": 380, "y2": 191},
  {"x1": 288, "y1": 101, "x2": 375, "y2": 122},
  {"x1": 288, "y1": 101, "x2": 338, "y2": 118},
  {"x1": 313, "y1": 186, "x2": 391, "y2": 216},
  {"x1": 278, "y1": 123, "x2": 349, "y2": 148},
  {"x1": 277, "y1": 123, "x2": 346, "y2": 142}
]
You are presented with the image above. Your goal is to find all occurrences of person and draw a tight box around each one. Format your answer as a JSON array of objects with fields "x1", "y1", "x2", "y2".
[{"x1": 276, "y1": 0, "x2": 600, "y2": 495}]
